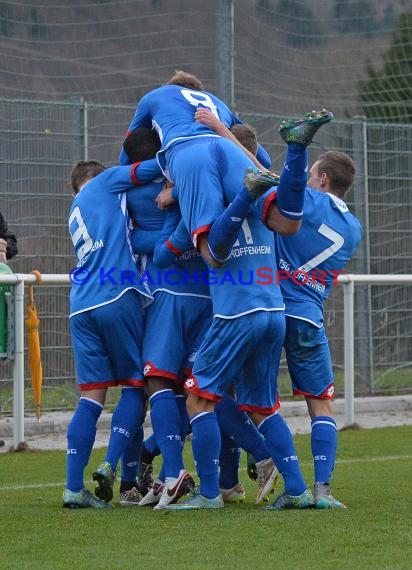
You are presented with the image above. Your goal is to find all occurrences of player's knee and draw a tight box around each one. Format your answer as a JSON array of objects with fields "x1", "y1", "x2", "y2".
[
  {"x1": 146, "y1": 376, "x2": 176, "y2": 397},
  {"x1": 186, "y1": 392, "x2": 215, "y2": 418},
  {"x1": 306, "y1": 396, "x2": 332, "y2": 419}
]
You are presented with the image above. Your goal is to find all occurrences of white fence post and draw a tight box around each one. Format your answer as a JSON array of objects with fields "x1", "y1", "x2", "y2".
[
  {"x1": 343, "y1": 277, "x2": 355, "y2": 427},
  {"x1": 13, "y1": 280, "x2": 25, "y2": 448},
  {"x1": 0, "y1": 273, "x2": 70, "y2": 445}
]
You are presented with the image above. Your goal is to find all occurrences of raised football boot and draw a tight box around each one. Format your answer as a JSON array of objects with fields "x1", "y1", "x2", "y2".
[
  {"x1": 244, "y1": 168, "x2": 280, "y2": 200},
  {"x1": 279, "y1": 109, "x2": 333, "y2": 146}
]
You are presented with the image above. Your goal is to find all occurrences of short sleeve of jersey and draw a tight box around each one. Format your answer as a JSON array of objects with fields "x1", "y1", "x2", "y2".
[
  {"x1": 104, "y1": 166, "x2": 138, "y2": 192},
  {"x1": 130, "y1": 160, "x2": 163, "y2": 185},
  {"x1": 105, "y1": 161, "x2": 162, "y2": 193}
]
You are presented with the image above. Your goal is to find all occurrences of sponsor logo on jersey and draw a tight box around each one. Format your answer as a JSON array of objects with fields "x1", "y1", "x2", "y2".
[{"x1": 184, "y1": 377, "x2": 195, "y2": 389}]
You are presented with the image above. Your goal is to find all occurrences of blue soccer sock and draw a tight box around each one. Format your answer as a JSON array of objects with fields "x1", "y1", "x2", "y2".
[
  {"x1": 191, "y1": 412, "x2": 221, "y2": 499},
  {"x1": 121, "y1": 424, "x2": 144, "y2": 483},
  {"x1": 66, "y1": 397, "x2": 103, "y2": 492},
  {"x1": 176, "y1": 394, "x2": 190, "y2": 443},
  {"x1": 258, "y1": 413, "x2": 307, "y2": 496},
  {"x1": 104, "y1": 387, "x2": 145, "y2": 472},
  {"x1": 276, "y1": 143, "x2": 308, "y2": 220},
  {"x1": 218, "y1": 429, "x2": 241, "y2": 489},
  {"x1": 149, "y1": 389, "x2": 184, "y2": 479},
  {"x1": 311, "y1": 416, "x2": 338, "y2": 484},
  {"x1": 158, "y1": 462, "x2": 165, "y2": 483},
  {"x1": 207, "y1": 188, "x2": 252, "y2": 263},
  {"x1": 215, "y1": 393, "x2": 270, "y2": 462}
]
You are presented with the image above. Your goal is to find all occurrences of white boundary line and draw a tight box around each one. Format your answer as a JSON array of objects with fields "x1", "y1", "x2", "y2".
[{"x1": 1, "y1": 454, "x2": 411, "y2": 492}]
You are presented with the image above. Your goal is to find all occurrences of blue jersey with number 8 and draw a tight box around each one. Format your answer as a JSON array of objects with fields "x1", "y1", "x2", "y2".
[{"x1": 68, "y1": 166, "x2": 153, "y2": 317}]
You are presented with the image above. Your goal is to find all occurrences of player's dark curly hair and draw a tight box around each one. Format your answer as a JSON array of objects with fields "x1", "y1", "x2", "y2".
[{"x1": 123, "y1": 128, "x2": 161, "y2": 163}]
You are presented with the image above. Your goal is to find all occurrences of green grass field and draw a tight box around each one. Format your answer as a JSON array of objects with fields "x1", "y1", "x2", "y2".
[
  {"x1": 1, "y1": 425, "x2": 411, "y2": 570},
  {"x1": 1, "y1": 366, "x2": 412, "y2": 416}
]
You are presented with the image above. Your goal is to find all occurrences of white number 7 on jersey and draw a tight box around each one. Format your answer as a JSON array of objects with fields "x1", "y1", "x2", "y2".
[{"x1": 298, "y1": 223, "x2": 344, "y2": 272}]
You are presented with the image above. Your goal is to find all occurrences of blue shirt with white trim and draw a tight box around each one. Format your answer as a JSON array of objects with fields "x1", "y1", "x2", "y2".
[
  {"x1": 274, "y1": 187, "x2": 362, "y2": 327},
  {"x1": 68, "y1": 166, "x2": 153, "y2": 317}
]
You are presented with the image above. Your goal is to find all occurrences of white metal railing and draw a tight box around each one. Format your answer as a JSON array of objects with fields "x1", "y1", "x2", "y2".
[
  {"x1": 0, "y1": 274, "x2": 70, "y2": 447},
  {"x1": 1, "y1": 272, "x2": 412, "y2": 447}
]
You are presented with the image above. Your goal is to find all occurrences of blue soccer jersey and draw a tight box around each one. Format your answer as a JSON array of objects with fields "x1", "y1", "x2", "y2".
[
  {"x1": 204, "y1": 204, "x2": 284, "y2": 318},
  {"x1": 208, "y1": 139, "x2": 284, "y2": 317},
  {"x1": 151, "y1": 136, "x2": 284, "y2": 317},
  {"x1": 127, "y1": 180, "x2": 210, "y2": 298},
  {"x1": 126, "y1": 171, "x2": 212, "y2": 382},
  {"x1": 119, "y1": 84, "x2": 271, "y2": 171},
  {"x1": 274, "y1": 188, "x2": 362, "y2": 326},
  {"x1": 68, "y1": 166, "x2": 153, "y2": 317}
]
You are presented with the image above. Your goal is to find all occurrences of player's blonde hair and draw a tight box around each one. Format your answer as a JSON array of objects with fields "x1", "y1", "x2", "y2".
[{"x1": 166, "y1": 70, "x2": 204, "y2": 91}]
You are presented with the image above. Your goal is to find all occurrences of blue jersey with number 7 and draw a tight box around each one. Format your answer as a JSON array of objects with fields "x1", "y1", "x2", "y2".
[{"x1": 274, "y1": 188, "x2": 362, "y2": 327}]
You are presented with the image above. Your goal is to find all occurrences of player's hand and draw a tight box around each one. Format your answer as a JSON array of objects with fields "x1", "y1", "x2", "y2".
[
  {"x1": 195, "y1": 108, "x2": 222, "y2": 131},
  {"x1": 0, "y1": 239, "x2": 7, "y2": 263},
  {"x1": 156, "y1": 181, "x2": 175, "y2": 210}
]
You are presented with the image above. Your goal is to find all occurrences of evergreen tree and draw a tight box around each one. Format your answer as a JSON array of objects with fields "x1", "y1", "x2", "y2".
[{"x1": 359, "y1": 13, "x2": 412, "y2": 122}]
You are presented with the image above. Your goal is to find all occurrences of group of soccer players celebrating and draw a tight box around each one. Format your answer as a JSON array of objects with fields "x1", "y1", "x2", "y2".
[{"x1": 63, "y1": 70, "x2": 361, "y2": 512}]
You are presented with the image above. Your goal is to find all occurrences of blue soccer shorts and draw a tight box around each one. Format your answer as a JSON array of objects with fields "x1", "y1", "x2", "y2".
[
  {"x1": 284, "y1": 316, "x2": 334, "y2": 399},
  {"x1": 143, "y1": 291, "x2": 212, "y2": 383},
  {"x1": 185, "y1": 310, "x2": 285, "y2": 414},
  {"x1": 70, "y1": 290, "x2": 145, "y2": 391},
  {"x1": 167, "y1": 137, "x2": 247, "y2": 247}
]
